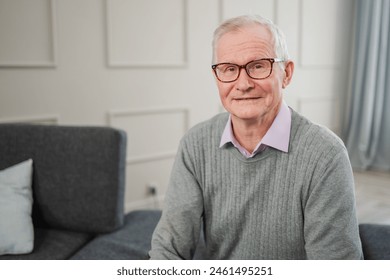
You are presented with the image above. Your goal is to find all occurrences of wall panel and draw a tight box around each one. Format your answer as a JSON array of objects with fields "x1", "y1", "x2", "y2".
[
  {"x1": 276, "y1": 0, "x2": 300, "y2": 61},
  {"x1": 106, "y1": 0, "x2": 187, "y2": 67},
  {"x1": 108, "y1": 106, "x2": 189, "y2": 163},
  {"x1": 108, "y1": 106, "x2": 188, "y2": 210},
  {"x1": 300, "y1": 0, "x2": 346, "y2": 67},
  {"x1": 0, "y1": 0, "x2": 56, "y2": 67}
]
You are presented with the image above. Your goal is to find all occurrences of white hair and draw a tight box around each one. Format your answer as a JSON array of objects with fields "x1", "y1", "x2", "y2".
[{"x1": 212, "y1": 15, "x2": 290, "y2": 64}]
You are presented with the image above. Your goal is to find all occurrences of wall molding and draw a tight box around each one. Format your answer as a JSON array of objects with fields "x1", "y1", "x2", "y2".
[
  {"x1": 0, "y1": 0, "x2": 57, "y2": 68},
  {"x1": 0, "y1": 114, "x2": 59, "y2": 125},
  {"x1": 105, "y1": 0, "x2": 188, "y2": 68},
  {"x1": 108, "y1": 106, "x2": 189, "y2": 164}
]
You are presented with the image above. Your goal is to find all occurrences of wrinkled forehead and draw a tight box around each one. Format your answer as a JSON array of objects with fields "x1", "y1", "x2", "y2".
[
  {"x1": 214, "y1": 25, "x2": 275, "y2": 63},
  {"x1": 217, "y1": 24, "x2": 273, "y2": 45}
]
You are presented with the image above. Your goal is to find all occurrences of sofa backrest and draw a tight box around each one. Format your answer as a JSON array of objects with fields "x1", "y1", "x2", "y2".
[{"x1": 0, "y1": 123, "x2": 127, "y2": 234}]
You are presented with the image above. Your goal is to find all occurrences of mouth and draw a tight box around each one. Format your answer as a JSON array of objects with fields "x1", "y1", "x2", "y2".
[{"x1": 234, "y1": 97, "x2": 262, "y2": 101}]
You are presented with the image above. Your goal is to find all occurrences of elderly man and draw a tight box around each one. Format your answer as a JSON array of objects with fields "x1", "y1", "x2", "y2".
[{"x1": 149, "y1": 15, "x2": 363, "y2": 259}]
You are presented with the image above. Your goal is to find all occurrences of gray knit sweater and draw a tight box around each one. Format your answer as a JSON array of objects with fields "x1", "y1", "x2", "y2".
[{"x1": 150, "y1": 109, "x2": 363, "y2": 259}]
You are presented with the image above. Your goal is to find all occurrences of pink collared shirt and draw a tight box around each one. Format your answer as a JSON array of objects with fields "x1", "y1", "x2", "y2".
[{"x1": 219, "y1": 101, "x2": 291, "y2": 158}]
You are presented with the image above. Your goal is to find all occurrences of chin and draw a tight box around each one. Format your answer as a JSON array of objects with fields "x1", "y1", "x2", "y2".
[{"x1": 232, "y1": 111, "x2": 264, "y2": 121}]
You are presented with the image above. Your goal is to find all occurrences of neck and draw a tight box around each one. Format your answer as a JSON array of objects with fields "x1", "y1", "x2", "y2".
[{"x1": 231, "y1": 104, "x2": 281, "y2": 153}]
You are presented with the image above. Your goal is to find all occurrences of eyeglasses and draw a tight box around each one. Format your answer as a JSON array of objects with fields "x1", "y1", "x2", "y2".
[{"x1": 211, "y1": 58, "x2": 284, "y2": 83}]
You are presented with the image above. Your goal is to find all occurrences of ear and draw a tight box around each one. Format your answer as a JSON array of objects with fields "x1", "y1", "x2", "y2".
[{"x1": 282, "y1": 60, "x2": 294, "y2": 89}]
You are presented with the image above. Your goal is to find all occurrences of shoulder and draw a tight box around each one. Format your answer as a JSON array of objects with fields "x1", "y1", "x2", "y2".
[
  {"x1": 290, "y1": 110, "x2": 354, "y2": 195},
  {"x1": 291, "y1": 111, "x2": 344, "y2": 149},
  {"x1": 174, "y1": 113, "x2": 228, "y2": 169},
  {"x1": 290, "y1": 109, "x2": 346, "y2": 154}
]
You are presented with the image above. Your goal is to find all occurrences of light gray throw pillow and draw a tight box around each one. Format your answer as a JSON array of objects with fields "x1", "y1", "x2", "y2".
[{"x1": 0, "y1": 159, "x2": 34, "y2": 255}]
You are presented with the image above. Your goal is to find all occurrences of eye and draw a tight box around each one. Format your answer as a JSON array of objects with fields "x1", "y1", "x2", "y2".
[
  {"x1": 253, "y1": 63, "x2": 264, "y2": 69},
  {"x1": 221, "y1": 65, "x2": 237, "y2": 73},
  {"x1": 251, "y1": 61, "x2": 268, "y2": 70}
]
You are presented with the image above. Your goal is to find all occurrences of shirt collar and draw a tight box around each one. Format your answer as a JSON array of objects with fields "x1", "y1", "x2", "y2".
[{"x1": 219, "y1": 101, "x2": 291, "y2": 157}]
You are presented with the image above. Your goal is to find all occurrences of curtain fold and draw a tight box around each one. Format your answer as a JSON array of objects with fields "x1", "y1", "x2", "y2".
[{"x1": 343, "y1": 0, "x2": 390, "y2": 171}]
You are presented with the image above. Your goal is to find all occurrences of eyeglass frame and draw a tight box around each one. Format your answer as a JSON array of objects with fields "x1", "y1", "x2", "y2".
[{"x1": 211, "y1": 58, "x2": 285, "y2": 83}]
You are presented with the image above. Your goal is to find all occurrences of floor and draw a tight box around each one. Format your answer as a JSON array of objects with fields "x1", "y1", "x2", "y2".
[{"x1": 354, "y1": 170, "x2": 390, "y2": 225}]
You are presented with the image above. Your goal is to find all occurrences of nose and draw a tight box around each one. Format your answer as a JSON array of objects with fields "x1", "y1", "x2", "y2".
[{"x1": 235, "y1": 68, "x2": 254, "y2": 92}]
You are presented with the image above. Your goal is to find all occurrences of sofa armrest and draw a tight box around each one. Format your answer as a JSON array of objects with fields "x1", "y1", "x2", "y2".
[
  {"x1": 0, "y1": 124, "x2": 127, "y2": 233},
  {"x1": 359, "y1": 223, "x2": 390, "y2": 260}
]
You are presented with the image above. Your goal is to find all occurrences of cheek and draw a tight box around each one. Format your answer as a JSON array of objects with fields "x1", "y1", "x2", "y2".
[
  {"x1": 217, "y1": 83, "x2": 233, "y2": 100},
  {"x1": 260, "y1": 81, "x2": 283, "y2": 106}
]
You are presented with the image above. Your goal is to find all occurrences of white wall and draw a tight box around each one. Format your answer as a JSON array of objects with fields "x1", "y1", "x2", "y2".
[{"x1": 0, "y1": 0, "x2": 355, "y2": 211}]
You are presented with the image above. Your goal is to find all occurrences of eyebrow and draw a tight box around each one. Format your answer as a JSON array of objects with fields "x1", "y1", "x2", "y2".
[{"x1": 215, "y1": 57, "x2": 268, "y2": 65}]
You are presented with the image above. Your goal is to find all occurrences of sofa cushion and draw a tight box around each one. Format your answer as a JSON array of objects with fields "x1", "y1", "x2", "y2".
[
  {"x1": 71, "y1": 210, "x2": 162, "y2": 259},
  {"x1": 0, "y1": 227, "x2": 93, "y2": 260},
  {"x1": 359, "y1": 223, "x2": 390, "y2": 260},
  {"x1": 0, "y1": 159, "x2": 34, "y2": 256},
  {"x1": 0, "y1": 124, "x2": 127, "y2": 234}
]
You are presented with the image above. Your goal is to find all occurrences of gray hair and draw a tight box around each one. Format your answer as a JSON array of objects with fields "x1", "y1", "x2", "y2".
[{"x1": 212, "y1": 15, "x2": 290, "y2": 64}]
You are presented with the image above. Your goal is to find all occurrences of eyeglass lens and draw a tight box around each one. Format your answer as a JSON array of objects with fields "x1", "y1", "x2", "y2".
[{"x1": 214, "y1": 59, "x2": 273, "y2": 82}]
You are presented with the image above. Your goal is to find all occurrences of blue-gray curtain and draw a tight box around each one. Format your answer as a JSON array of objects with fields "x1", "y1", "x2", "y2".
[{"x1": 343, "y1": 0, "x2": 390, "y2": 171}]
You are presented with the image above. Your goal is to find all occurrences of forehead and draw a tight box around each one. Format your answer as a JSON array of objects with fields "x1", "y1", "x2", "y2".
[{"x1": 215, "y1": 24, "x2": 275, "y2": 63}]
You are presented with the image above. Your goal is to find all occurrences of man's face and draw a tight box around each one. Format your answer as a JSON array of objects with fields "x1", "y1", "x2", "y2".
[{"x1": 214, "y1": 24, "x2": 293, "y2": 124}]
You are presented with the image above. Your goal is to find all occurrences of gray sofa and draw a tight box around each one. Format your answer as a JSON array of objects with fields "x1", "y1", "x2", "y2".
[
  {"x1": 0, "y1": 123, "x2": 389, "y2": 260},
  {"x1": 359, "y1": 223, "x2": 390, "y2": 260},
  {"x1": 0, "y1": 123, "x2": 160, "y2": 260}
]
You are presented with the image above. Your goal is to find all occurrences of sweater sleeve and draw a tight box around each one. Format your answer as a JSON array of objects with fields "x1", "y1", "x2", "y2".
[
  {"x1": 149, "y1": 137, "x2": 204, "y2": 260},
  {"x1": 303, "y1": 146, "x2": 363, "y2": 259}
]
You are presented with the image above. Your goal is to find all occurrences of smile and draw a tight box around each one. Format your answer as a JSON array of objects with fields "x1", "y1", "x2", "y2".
[{"x1": 234, "y1": 97, "x2": 261, "y2": 101}]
